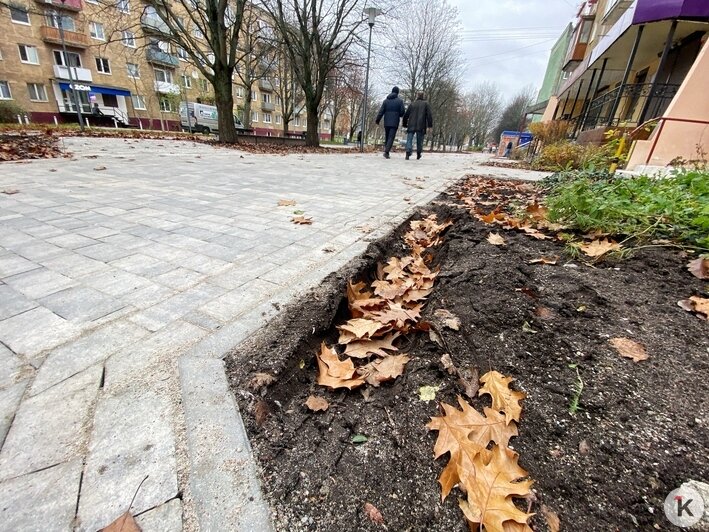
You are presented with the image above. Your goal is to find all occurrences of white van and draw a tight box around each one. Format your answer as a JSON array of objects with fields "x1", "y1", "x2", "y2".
[{"x1": 179, "y1": 102, "x2": 245, "y2": 134}]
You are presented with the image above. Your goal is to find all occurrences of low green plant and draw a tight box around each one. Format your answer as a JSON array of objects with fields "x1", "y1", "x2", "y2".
[
  {"x1": 568, "y1": 364, "x2": 584, "y2": 416},
  {"x1": 0, "y1": 101, "x2": 27, "y2": 124},
  {"x1": 545, "y1": 169, "x2": 709, "y2": 249}
]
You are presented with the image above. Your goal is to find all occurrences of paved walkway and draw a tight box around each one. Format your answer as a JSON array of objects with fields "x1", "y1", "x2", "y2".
[{"x1": 0, "y1": 137, "x2": 549, "y2": 531}]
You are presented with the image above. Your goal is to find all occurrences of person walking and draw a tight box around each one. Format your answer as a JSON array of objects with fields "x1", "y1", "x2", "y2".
[
  {"x1": 375, "y1": 86, "x2": 405, "y2": 159},
  {"x1": 402, "y1": 91, "x2": 433, "y2": 160},
  {"x1": 504, "y1": 140, "x2": 514, "y2": 158}
]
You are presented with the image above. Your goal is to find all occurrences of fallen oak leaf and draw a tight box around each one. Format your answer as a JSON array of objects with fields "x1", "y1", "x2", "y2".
[
  {"x1": 610, "y1": 337, "x2": 649, "y2": 362},
  {"x1": 363, "y1": 502, "x2": 384, "y2": 525},
  {"x1": 254, "y1": 399, "x2": 271, "y2": 426},
  {"x1": 278, "y1": 199, "x2": 296, "y2": 206},
  {"x1": 304, "y1": 395, "x2": 329, "y2": 412},
  {"x1": 344, "y1": 332, "x2": 400, "y2": 358},
  {"x1": 358, "y1": 354, "x2": 411, "y2": 387},
  {"x1": 687, "y1": 257, "x2": 709, "y2": 280},
  {"x1": 440, "y1": 353, "x2": 457, "y2": 375},
  {"x1": 487, "y1": 232, "x2": 506, "y2": 246},
  {"x1": 316, "y1": 343, "x2": 365, "y2": 390},
  {"x1": 248, "y1": 372, "x2": 276, "y2": 391},
  {"x1": 94, "y1": 165, "x2": 108, "y2": 171},
  {"x1": 101, "y1": 512, "x2": 141, "y2": 532},
  {"x1": 292, "y1": 215, "x2": 313, "y2": 225},
  {"x1": 457, "y1": 366, "x2": 479, "y2": 399},
  {"x1": 479, "y1": 370, "x2": 526, "y2": 424},
  {"x1": 529, "y1": 256, "x2": 558, "y2": 265},
  {"x1": 683, "y1": 296, "x2": 709, "y2": 319},
  {"x1": 579, "y1": 238, "x2": 621, "y2": 257},
  {"x1": 337, "y1": 318, "x2": 390, "y2": 343}
]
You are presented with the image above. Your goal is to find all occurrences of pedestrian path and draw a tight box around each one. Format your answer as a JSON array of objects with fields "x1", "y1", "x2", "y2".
[{"x1": 0, "y1": 137, "x2": 494, "y2": 531}]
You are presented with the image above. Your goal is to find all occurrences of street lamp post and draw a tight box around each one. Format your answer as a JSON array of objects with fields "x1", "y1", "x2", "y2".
[
  {"x1": 56, "y1": 0, "x2": 84, "y2": 130},
  {"x1": 360, "y1": 7, "x2": 381, "y2": 153}
]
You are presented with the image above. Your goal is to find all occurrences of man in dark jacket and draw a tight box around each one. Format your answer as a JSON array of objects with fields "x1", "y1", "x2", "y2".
[
  {"x1": 402, "y1": 92, "x2": 433, "y2": 160},
  {"x1": 375, "y1": 86, "x2": 405, "y2": 159}
]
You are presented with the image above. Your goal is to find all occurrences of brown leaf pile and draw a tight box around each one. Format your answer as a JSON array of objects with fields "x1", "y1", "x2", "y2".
[
  {"x1": 428, "y1": 370, "x2": 533, "y2": 531},
  {"x1": 678, "y1": 296, "x2": 709, "y2": 320},
  {"x1": 0, "y1": 134, "x2": 66, "y2": 161},
  {"x1": 316, "y1": 215, "x2": 452, "y2": 390}
]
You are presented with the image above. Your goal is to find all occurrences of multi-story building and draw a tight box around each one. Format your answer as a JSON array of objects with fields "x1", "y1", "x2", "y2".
[
  {"x1": 538, "y1": 0, "x2": 709, "y2": 168},
  {"x1": 0, "y1": 0, "x2": 332, "y2": 138}
]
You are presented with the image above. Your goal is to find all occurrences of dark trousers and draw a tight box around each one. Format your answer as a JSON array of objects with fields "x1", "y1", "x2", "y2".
[{"x1": 384, "y1": 127, "x2": 398, "y2": 154}]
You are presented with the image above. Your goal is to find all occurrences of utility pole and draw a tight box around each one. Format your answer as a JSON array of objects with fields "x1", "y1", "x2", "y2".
[
  {"x1": 56, "y1": 0, "x2": 84, "y2": 130},
  {"x1": 360, "y1": 7, "x2": 381, "y2": 153}
]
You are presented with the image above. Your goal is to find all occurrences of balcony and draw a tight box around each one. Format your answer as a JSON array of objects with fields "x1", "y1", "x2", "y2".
[
  {"x1": 146, "y1": 47, "x2": 179, "y2": 68},
  {"x1": 53, "y1": 64, "x2": 92, "y2": 82},
  {"x1": 602, "y1": 0, "x2": 634, "y2": 26},
  {"x1": 36, "y1": 0, "x2": 82, "y2": 11},
  {"x1": 141, "y1": 14, "x2": 170, "y2": 34},
  {"x1": 41, "y1": 25, "x2": 89, "y2": 48},
  {"x1": 259, "y1": 79, "x2": 273, "y2": 91},
  {"x1": 154, "y1": 81, "x2": 180, "y2": 94},
  {"x1": 261, "y1": 101, "x2": 275, "y2": 112}
]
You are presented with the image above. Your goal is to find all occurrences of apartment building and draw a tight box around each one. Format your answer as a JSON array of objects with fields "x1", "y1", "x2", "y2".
[
  {"x1": 538, "y1": 0, "x2": 709, "y2": 168},
  {"x1": 0, "y1": 0, "x2": 331, "y2": 138}
]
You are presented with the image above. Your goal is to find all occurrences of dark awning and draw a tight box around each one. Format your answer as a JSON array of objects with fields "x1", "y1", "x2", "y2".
[{"x1": 58, "y1": 82, "x2": 131, "y2": 97}]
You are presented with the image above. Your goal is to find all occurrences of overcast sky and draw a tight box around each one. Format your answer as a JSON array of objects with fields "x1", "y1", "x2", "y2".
[{"x1": 449, "y1": 0, "x2": 579, "y2": 101}]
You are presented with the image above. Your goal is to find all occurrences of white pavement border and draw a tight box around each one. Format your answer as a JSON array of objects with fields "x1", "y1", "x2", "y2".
[{"x1": 0, "y1": 137, "x2": 550, "y2": 531}]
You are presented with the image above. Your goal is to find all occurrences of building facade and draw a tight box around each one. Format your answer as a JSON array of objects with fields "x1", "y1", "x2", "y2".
[
  {"x1": 539, "y1": 0, "x2": 709, "y2": 167},
  {"x1": 0, "y1": 0, "x2": 331, "y2": 138}
]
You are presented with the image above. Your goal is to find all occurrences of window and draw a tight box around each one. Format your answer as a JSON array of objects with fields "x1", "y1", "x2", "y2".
[
  {"x1": 177, "y1": 47, "x2": 188, "y2": 60},
  {"x1": 294, "y1": 116, "x2": 300, "y2": 126},
  {"x1": 154, "y1": 68, "x2": 173, "y2": 83},
  {"x1": 192, "y1": 26, "x2": 203, "y2": 39},
  {"x1": 54, "y1": 50, "x2": 81, "y2": 67},
  {"x1": 45, "y1": 12, "x2": 75, "y2": 31},
  {"x1": 10, "y1": 7, "x2": 30, "y2": 24},
  {"x1": 181, "y1": 74, "x2": 191, "y2": 88},
  {"x1": 122, "y1": 31, "x2": 136, "y2": 48},
  {"x1": 198, "y1": 79, "x2": 208, "y2": 92},
  {"x1": 0, "y1": 81, "x2": 12, "y2": 100},
  {"x1": 90, "y1": 21, "x2": 105, "y2": 40},
  {"x1": 262, "y1": 93, "x2": 271, "y2": 104},
  {"x1": 578, "y1": 19, "x2": 593, "y2": 44},
  {"x1": 276, "y1": 95, "x2": 282, "y2": 106},
  {"x1": 95, "y1": 57, "x2": 111, "y2": 74},
  {"x1": 159, "y1": 97, "x2": 173, "y2": 112},
  {"x1": 263, "y1": 113, "x2": 272, "y2": 124},
  {"x1": 235, "y1": 86, "x2": 244, "y2": 98},
  {"x1": 251, "y1": 112, "x2": 259, "y2": 123},
  {"x1": 275, "y1": 115, "x2": 281, "y2": 124},
  {"x1": 251, "y1": 90, "x2": 258, "y2": 101},
  {"x1": 85, "y1": 0, "x2": 97, "y2": 4},
  {"x1": 27, "y1": 83, "x2": 47, "y2": 101},
  {"x1": 19, "y1": 45, "x2": 40, "y2": 65},
  {"x1": 116, "y1": 0, "x2": 129, "y2": 13},
  {"x1": 126, "y1": 62, "x2": 140, "y2": 78},
  {"x1": 131, "y1": 95, "x2": 146, "y2": 109}
]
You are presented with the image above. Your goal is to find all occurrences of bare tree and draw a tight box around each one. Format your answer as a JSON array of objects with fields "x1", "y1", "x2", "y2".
[
  {"x1": 384, "y1": 0, "x2": 462, "y2": 102},
  {"x1": 272, "y1": 43, "x2": 301, "y2": 136},
  {"x1": 492, "y1": 85, "x2": 537, "y2": 142},
  {"x1": 464, "y1": 82, "x2": 503, "y2": 147},
  {"x1": 233, "y1": 4, "x2": 277, "y2": 129},
  {"x1": 261, "y1": 0, "x2": 388, "y2": 146}
]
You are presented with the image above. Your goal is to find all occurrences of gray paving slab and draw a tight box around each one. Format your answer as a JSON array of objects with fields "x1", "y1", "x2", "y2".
[
  {"x1": 0, "y1": 380, "x2": 28, "y2": 446},
  {"x1": 136, "y1": 499, "x2": 183, "y2": 532},
  {"x1": 0, "y1": 365, "x2": 102, "y2": 480},
  {"x1": 77, "y1": 388, "x2": 179, "y2": 532},
  {"x1": 0, "y1": 459, "x2": 83, "y2": 532},
  {"x1": 0, "y1": 137, "x2": 539, "y2": 531}
]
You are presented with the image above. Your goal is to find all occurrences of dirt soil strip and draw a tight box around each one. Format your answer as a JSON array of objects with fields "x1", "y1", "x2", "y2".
[{"x1": 226, "y1": 179, "x2": 709, "y2": 532}]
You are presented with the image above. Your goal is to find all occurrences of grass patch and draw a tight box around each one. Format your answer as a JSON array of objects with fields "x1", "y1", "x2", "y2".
[{"x1": 544, "y1": 169, "x2": 709, "y2": 250}]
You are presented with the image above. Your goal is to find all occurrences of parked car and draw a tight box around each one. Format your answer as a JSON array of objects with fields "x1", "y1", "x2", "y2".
[{"x1": 179, "y1": 102, "x2": 245, "y2": 134}]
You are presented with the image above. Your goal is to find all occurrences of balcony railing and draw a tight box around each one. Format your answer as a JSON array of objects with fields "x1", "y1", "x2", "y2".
[
  {"x1": 602, "y1": 0, "x2": 634, "y2": 25},
  {"x1": 53, "y1": 64, "x2": 93, "y2": 82},
  {"x1": 36, "y1": 0, "x2": 82, "y2": 10},
  {"x1": 259, "y1": 79, "x2": 273, "y2": 91},
  {"x1": 141, "y1": 14, "x2": 170, "y2": 34},
  {"x1": 261, "y1": 101, "x2": 275, "y2": 112},
  {"x1": 580, "y1": 82, "x2": 680, "y2": 131},
  {"x1": 41, "y1": 25, "x2": 89, "y2": 48},
  {"x1": 146, "y1": 47, "x2": 179, "y2": 68},
  {"x1": 154, "y1": 81, "x2": 181, "y2": 94}
]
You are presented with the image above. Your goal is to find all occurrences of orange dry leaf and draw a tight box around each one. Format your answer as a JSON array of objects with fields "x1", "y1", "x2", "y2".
[
  {"x1": 487, "y1": 232, "x2": 506, "y2": 246},
  {"x1": 479, "y1": 371, "x2": 526, "y2": 425},
  {"x1": 363, "y1": 502, "x2": 384, "y2": 525},
  {"x1": 278, "y1": 199, "x2": 296, "y2": 206},
  {"x1": 316, "y1": 343, "x2": 365, "y2": 390},
  {"x1": 687, "y1": 257, "x2": 709, "y2": 279},
  {"x1": 370, "y1": 302, "x2": 422, "y2": 328},
  {"x1": 292, "y1": 215, "x2": 313, "y2": 225},
  {"x1": 304, "y1": 395, "x2": 329, "y2": 412},
  {"x1": 458, "y1": 445, "x2": 534, "y2": 532},
  {"x1": 579, "y1": 238, "x2": 621, "y2": 257},
  {"x1": 372, "y1": 278, "x2": 410, "y2": 300},
  {"x1": 337, "y1": 318, "x2": 390, "y2": 343},
  {"x1": 101, "y1": 512, "x2": 141, "y2": 532},
  {"x1": 610, "y1": 338, "x2": 649, "y2": 362},
  {"x1": 358, "y1": 354, "x2": 411, "y2": 387},
  {"x1": 678, "y1": 296, "x2": 709, "y2": 320},
  {"x1": 529, "y1": 256, "x2": 558, "y2": 265},
  {"x1": 344, "y1": 332, "x2": 400, "y2": 358}
]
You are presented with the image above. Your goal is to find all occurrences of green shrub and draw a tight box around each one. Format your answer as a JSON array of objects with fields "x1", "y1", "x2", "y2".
[
  {"x1": 545, "y1": 169, "x2": 709, "y2": 249},
  {"x1": 0, "y1": 101, "x2": 26, "y2": 124},
  {"x1": 532, "y1": 141, "x2": 617, "y2": 172}
]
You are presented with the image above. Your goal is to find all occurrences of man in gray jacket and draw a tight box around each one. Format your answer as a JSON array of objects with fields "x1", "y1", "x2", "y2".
[
  {"x1": 375, "y1": 86, "x2": 405, "y2": 159},
  {"x1": 402, "y1": 92, "x2": 433, "y2": 160}
]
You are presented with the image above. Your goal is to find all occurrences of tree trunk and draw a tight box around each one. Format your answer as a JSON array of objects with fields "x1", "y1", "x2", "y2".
[
  {"x1": 214, "y1": 68, "x2": 237, "y2": 144},
  {"x1": 282, "y1": 118, "x2": 289, "y2": 136},
  {"x1": 244, "y1": 96, "x2": 253, "y2": 129},
  {"x1": 305, "y1": 102, "x2": 319, "y2": 147}
]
